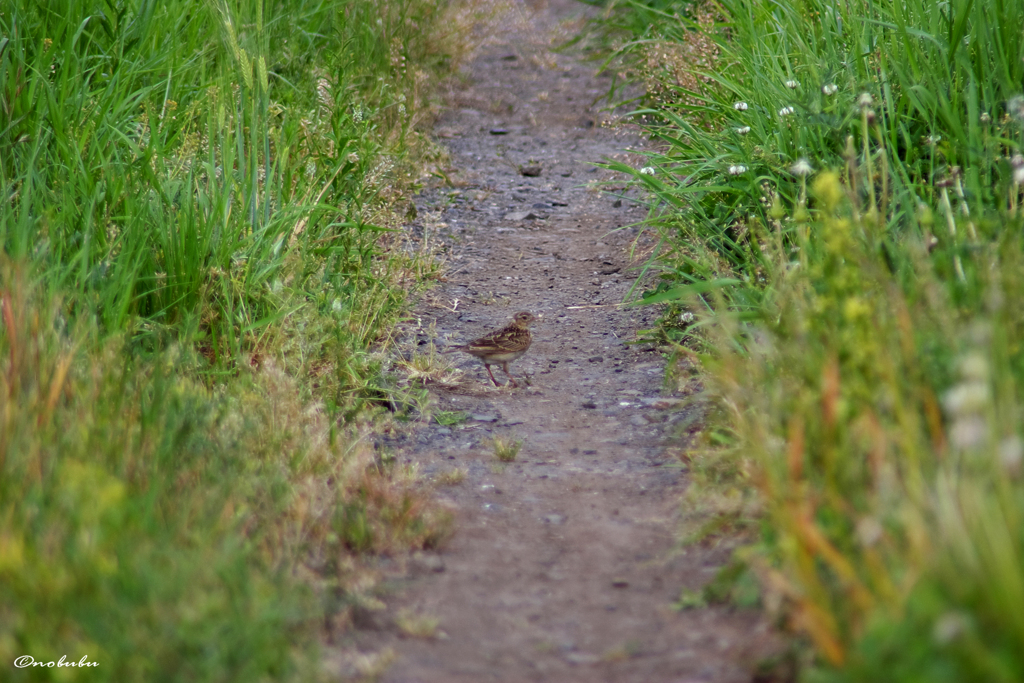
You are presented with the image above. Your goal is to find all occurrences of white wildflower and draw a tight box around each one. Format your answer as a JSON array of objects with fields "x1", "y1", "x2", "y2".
[
  {"x1": 785, "y1": 80, "x2": 799, "y2": 89},
  {"x1": 639, "y1": 166, "x2": 655, "y2": 175},
  {"x1": 980, "y1": 112, "x2": 991, "y2": 123},
  {"x1": 943, "y1": 381, "x2": 990, "y2": 414},
  {"x1": 1012, "y1": 155, "x2": 1024, "y2": 184},
  {"x1": 347, "y1": 152, "x2": 360, "y2": 164},
  {"x1": 680, "y1": 311, "x2": 695, "y2": 323},
  {"x1": 790, "y1": 158, "x2": 813, "y2": 176},
  {"x1": 728, "y1": 165, "x2": 748, "y2": 175},
  {"x1": 332, "y1": 298, "x2": 343, "y2": 313},
  {"x1": 733, "y1": 101, "x2": 748, "y2": 111},
  {"x1": 949, "y1": 415, "x2": 987, "y2": 450},
  {"x1": 858, "y1": 92, "x2": 873, "y2": 107},
  {"x1": 855, "y1": 517, "x2": 883, "y2": 547},
  {"x1": 736, "y1": 126, "x2": 751, "y2": 135},
  {"x1": 1008, "y1": 95, "x2": 1024, "y2": 121},
  {"x1": 822, "y1": 83, "x2": 838, "y2": 96},
  {"x1": 999, "y1": 436, "x2": 1023, "y2": 477},
  {"x1": 778, "y1": 106, "x2": 795, "y2": 116},
  {"x1": 933, "y1": 613, "x2": 970, "y2": 645}
]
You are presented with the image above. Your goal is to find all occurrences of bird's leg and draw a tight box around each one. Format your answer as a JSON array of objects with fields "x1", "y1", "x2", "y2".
[
  {"x1": 485, "y1": 364, "x2": 502, "y2": 387},
  {"x1": 501, "y1": 362, "x2": 518, "y2": 388}
]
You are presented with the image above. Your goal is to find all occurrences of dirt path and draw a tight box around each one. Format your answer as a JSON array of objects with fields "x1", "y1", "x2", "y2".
[{"x1": 345, "y1": 1, "x2": 781, "y2": 680}]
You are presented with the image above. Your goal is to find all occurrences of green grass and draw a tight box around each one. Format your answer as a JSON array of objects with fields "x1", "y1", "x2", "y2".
[
  {"x1": 0, "y1": 0, "x2": 469, "y2": 679},
  {"x1": 491, "y1": 435, "x2": 522, "y2": 462},
  {"x1": 593, "y1": 0, "x2": 1024, "y2": 679},
  {"x1": 435, "y1": 410, "x2": 469, "y2": 426}
]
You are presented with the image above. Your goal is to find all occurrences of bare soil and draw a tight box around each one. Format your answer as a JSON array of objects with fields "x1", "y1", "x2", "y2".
[{"x1": 337, "y1": 1, "x2": 783, "y2": 680}]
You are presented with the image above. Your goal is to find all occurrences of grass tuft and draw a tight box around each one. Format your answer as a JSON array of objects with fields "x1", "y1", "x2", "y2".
[{"x1": 491, "y1": 435, "x2": 523, "y2": 462}]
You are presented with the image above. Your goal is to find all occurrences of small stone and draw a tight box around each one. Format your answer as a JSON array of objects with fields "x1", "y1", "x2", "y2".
[
  {"x1": 588, "y1": 356, "x2": 604, "y2": 363},
  {"x1": 489, "y1": 128, "x2": 509, "y2": 135},
  {"x1": 519, "y1": 164, "x2": 543, "y2": 177},
  {"x1": 472, "y1": 414, "x2": 499, "y2": 422},
  {"x1": 612, "y1": 198, "x2": 622, "y2": 208},
  {"x1": 642, "y1": 397, "x2": 685, "y2": 410},
  {"x1": 436, "y1": 427, "x2": 452, "y2": 435},
  {"x1": 565, "y1": 652, "x2": 600, "y2": 665},
  {"x1": 612, "y1": 578, "x2": 629, "y2": 588},
  {"x1": 581, "y1": 400, "x2": 597, "y2": 409},
  {"x1": 410, "y1": 551, "x2": 446, "y2": 574}
]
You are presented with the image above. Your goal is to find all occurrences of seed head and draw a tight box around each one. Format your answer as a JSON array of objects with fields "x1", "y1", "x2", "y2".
[
  {"x1": 857, "y1": 92, "x2": 873, "y2": 108},
  {"x1": 790, "y1": 158, "x2": 813, "y2": 176},
  {"x1": 980, "y1": 112, "x2": 991, "y2": 123}
]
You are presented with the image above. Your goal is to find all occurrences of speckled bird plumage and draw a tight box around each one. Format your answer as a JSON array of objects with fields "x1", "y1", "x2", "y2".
[{"x1": 444, "y1": 311, "x2": 536, "y2": 387}]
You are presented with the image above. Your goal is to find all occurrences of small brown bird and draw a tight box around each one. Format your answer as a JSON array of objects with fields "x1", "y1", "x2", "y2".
[{"x1": 444, "y1": 311, "x2": 537, "y2": 388}]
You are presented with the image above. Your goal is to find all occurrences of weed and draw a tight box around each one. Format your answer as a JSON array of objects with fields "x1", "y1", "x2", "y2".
[
  {"x1": 395, "y1": 608, "x2": 441, "y2": 638},
  {"x1": 437, "y1": 467, "x2": 469, "y2": 486},
  {"x1": 435, "y1": 410, "x2": 470, "y2": 426},
  {"x1": 491, "y1": 435, "x2": 523, "y2": 462}
]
